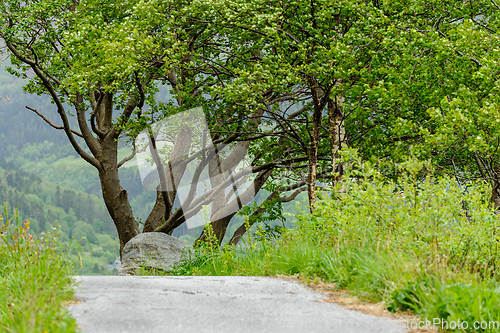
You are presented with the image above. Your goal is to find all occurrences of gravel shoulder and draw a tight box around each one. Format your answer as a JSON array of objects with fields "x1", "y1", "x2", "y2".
[{"x1": 67, "y1": 276, "x2": 407, "y2": 333}]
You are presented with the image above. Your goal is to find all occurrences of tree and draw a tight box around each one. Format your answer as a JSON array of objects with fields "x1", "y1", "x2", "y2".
[
  {"x1": 182, "y1": 0, "x2": 403, "y2": 213},
  {"x1": 333, "y1": 1, "x2": 500, "y2": 209},
  {"x1": 408, "y1": 5, "x2": 500, "y2": 209},
  {"x1": 0, "y1": 0, "x2": 160, "y2": 252},
  {"x1": 54, "y1": 186, "x2": 61, "y2": 207},
  {"x1": 4, "y1": 0, "x2": 493, "y2": 254},
  {"x1": 0, "y1": 0, "x2": 267, "y2": 250}
]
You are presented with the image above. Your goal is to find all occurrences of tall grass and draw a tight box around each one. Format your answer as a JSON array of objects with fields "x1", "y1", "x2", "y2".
[
  {"x1": 161, "y1": 151, "x2": 500, "y2": 332},
  {"x1": 0, "y1": 206, "x2": 79, "y2": 332}
]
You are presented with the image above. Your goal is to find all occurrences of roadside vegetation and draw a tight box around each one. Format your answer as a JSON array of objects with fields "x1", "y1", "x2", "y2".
[
  {"x1": 0, "y1": 206, "x2": 79, "y2": 332},
  {"x1": 156, "y1": 151, "x2": 500, "y2": 332}
]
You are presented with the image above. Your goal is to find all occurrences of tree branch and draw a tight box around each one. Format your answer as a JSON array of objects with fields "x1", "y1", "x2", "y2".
[
  {"x1": 74, "y1": 92, "x2": 101, "y2": 156},
  {"x1": 26, "y1": 105, "x2": 83, "y2": 138},
  {"x1": 4, "y1": 39, "x2": 101, "y2": 169},
  {"x1": 117, "y1": 140, "x2": 137, "y2": 168}
]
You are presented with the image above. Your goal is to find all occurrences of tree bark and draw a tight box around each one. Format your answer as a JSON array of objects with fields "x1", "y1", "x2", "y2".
[
  {"x1": 143, "y1": 191, "x2": 166, "y2": 232},
  {"x1": 307, "y1": 78, "x2": 325, "y2": 213},
  {"x1": 327, "y1": 94, "x2": 346, "y2": 187},
  {"x1": 492, "y1": 164, "x2": 500, "y2": 211},
  {"x1": 97, "y1": 134, "x2": 140, "y2": 256}
]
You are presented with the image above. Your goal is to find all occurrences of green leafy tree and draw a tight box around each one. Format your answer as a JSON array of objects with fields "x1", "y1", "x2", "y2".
[
  {"x1": 0, "y1": 0, "x2": 160, "y2": 252},
  {"x1": 4, "y1": 0, "x2": 496, "y2": 252},
  {"x1": 0, "y1": 0, "x2": 296, "y2": 248},
  {"x1": 333, "y1": 1, "x2": 500, "y2": 209}
]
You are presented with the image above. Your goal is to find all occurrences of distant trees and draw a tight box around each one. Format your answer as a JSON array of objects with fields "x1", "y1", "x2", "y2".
[
  {"x1": 54, "y1": 186, "x2": 61, "y2": 207},
  {"x1": 0, "y1": 157, "x2": 114, "y2": 236}
]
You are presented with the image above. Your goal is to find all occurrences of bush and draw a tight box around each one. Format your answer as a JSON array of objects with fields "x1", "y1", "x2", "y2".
[{"x1": 305, "y1": 151, "x2": 499, "y2": 279}]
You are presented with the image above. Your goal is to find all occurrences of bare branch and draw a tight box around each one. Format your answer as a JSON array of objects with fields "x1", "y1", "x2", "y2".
[
  {"x1": 5, "y1": 38, "x2": 101, "y2": 169},
  {"x1": 281, "y1": 187, "x2": 307, "y2": 202},
  {"x1": 117, "y1": 140, "x2": 137, "y2": 168},
  {"x1": 26, "y1": 105, "x2": 83, "y2": 138}
]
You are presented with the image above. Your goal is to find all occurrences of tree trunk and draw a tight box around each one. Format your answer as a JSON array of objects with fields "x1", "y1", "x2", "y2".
[
  {"x1": 307, "y1": 85, "x2": 323, "y2": 213},
  {"x1": 307, "y1": 136, "x2": 319, "y2": 213},
  {"x1": 196, "y1": 169, "x2": 273, "y2": 245},
  {"x1": 492, "y1": 164, "x2": 500, "y2": 211},
  {"x1": 327, "y1": 94, "x2": 346, "y2": 187},
  {"x1": 200, "y1": 214, "x2": 235, "y2": 246},
  {"x1": 143, "y1": 191, "x2": 166, "y2": 232},
  {"x1": 143, "y1": 124, "x2": 193, "y2": 232},
  {"x1": 98, "y1": 134, "x2": 139, "y2": 257}
]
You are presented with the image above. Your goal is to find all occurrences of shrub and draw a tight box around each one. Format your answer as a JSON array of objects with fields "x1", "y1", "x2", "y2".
[{"x1": 298, "y1": 151, "x2": 499, "y2": 280}]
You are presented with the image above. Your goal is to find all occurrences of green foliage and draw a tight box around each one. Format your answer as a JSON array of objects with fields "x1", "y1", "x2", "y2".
[
  {"x1": 0, "y1": 206, "x2": 79, "y2": 332},
  {"x1": 314, "y1": 150, "x2": 500, "y2": 279},
  {"x1": 160, "y1": 152, "x2": 500, "y2": 332},
  {"x1": 0, "y1": 157, "x2": 121, "y2": 274}
]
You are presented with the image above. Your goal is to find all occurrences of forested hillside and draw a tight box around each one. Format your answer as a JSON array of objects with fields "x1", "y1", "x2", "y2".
[{"x1": 0, "y1": 156, "x2": 123, "y2": 273}]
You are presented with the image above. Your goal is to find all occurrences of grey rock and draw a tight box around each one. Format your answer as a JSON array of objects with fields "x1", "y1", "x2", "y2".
[{"x1": 118, "y1": 232, "x2": 190, "y2": 276}]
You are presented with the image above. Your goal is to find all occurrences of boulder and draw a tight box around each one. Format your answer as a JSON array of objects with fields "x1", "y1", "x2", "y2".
[{"x1": 118, "y1": 232, "x2": 191, "y2": 276}]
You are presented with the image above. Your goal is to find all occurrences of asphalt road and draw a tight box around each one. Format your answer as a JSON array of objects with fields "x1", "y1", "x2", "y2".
[{"x1": 67, "y1": 276, "x2": 406, "y2": 333}]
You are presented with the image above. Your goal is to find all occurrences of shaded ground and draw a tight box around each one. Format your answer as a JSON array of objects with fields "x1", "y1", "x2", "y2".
[{"x1": 67, "y1": 276, "x2": 407, "y2": 333}]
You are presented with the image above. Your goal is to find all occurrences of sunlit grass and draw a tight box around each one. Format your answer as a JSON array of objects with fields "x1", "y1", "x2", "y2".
[{"x1": 0, "y1": 206, "x2": 79, "y2": 332}]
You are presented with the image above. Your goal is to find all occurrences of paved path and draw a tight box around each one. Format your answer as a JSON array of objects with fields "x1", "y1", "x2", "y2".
[{"x1": 67, "y1": 276, "x2": 406, "y2": 333}]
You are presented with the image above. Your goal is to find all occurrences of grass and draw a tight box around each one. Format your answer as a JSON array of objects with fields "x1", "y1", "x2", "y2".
[
  {"x1": 0, "y1": 206, "x2": 79, "y2": 332},
  {"x1": 144, "y1": 154, "x2": 500, "y2": 332}
]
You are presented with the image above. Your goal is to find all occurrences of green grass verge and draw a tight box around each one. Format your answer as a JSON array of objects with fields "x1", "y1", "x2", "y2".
[
  {"x1": 147, "y1": 154, "x2": 500, "y2": 332},
  {"x1": 0, "y1": 206, "x2": 79, "y2": 333}
]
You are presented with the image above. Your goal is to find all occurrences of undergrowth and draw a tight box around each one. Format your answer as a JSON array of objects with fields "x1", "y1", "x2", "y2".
[
  {"x1": 0, "y1": 205, "x2": 79, "y2": 332},
  {"x1": 147, "y1": 151, "x2": 500, "y2": 332}
]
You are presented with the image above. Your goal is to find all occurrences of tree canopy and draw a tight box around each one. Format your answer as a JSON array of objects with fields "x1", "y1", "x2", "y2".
[{"x1": 1, "y1": 0, "x2": 500, "y2": 254}]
